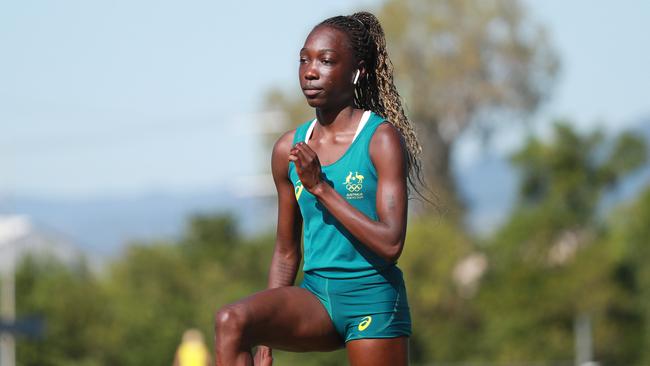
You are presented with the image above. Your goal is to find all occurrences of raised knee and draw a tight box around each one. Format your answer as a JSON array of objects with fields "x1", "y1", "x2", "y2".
[{"x1": 215, "y1": 305, "x2": 246, "y2": 336}]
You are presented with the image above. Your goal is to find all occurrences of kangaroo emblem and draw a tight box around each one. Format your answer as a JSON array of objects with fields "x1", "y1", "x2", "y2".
[{"x1": 343, "y1": 171, "x2": 364, "y2": 185}]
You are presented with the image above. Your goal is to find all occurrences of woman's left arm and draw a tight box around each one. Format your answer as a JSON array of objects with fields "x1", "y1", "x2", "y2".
[{"x1": 289, "y1": 123, "x2": 408, "y2": 262}]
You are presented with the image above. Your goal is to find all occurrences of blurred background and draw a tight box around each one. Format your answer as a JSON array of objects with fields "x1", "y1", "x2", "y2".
[{"x1": 1, "y1": 0, "x2": 649, "y2": 365}]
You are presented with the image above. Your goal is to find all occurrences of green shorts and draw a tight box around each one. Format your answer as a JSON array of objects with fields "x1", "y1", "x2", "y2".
[{"x1": 299, "y1": 265, "x2": 411, "y2": 342}]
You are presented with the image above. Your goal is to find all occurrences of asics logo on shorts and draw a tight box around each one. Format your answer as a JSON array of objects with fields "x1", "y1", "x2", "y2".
[{"x1": 358, "y1": 316, "x2": 372, "y2": 331}]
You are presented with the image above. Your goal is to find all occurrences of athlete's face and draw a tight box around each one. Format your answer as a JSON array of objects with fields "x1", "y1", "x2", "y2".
[{"x1": 299, "y1": 25, "x2": 358, "y2": 109}]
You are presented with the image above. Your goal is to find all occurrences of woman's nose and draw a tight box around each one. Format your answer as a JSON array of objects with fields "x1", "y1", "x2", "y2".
[{"x1": 304, "y1": 63, "x2": 318, "y2": 80}]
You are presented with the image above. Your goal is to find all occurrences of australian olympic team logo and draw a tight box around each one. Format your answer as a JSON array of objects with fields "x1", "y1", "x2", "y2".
[
  {"x1": 343, "y1": 171, "x2": 364, "y2": 199},
  {"x1": 344, "y1": 171, "x2": 364, "y2": 192}
]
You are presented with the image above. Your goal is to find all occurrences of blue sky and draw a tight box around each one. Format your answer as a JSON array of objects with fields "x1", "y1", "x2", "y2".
[
  {"x1": 528, "y1": 0, "x2": 649, "y2": 128},
  {"x1": 2, "y1": 0, "x2": 649, "y2": 199}
]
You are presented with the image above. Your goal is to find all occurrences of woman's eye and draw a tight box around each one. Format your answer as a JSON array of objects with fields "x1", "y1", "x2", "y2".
[
  {"x1": 322, "y1": 59, "x2": 333, "y2": 65},
  {"x1": 299, "y1": 58, "x2": 308, "y2": 64}
]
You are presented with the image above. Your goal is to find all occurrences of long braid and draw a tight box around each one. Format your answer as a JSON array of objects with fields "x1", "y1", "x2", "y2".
[{"x1": 319, "y1": 12, "x2": 428, "y2": 201}]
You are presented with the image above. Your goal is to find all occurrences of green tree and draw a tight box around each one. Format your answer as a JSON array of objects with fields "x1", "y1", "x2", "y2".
[
  {"x1": 399, "y1": 216, "x2": 477, "y2": 363},
  {"x1": 15, "y1": 256, "x2": 110, "y2": 366},
  {"x1": 475, "y1": 121, "x2": 647, "y2": 363},
  {"x1": 101, "y1": 242, "x2": 198, "y2": 366},
  {"x1": 100, "y1": 213, "x2": 273, "y2": 365},
  {"x1": 14, "y1": 213, "x2": 275, "y2": 366},
  {"x1": 605, "y1": 185, "x2": 650, "y2": 365}
]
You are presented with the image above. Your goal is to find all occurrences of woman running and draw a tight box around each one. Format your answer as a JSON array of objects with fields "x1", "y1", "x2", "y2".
[{"x1": 214, "y1": 11, "x2": 426, "y2": 366}]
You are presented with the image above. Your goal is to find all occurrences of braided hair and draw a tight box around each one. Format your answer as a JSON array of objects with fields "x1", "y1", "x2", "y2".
[{"x1": 319, "y1": 12, "x2": 428, "y2": 201}]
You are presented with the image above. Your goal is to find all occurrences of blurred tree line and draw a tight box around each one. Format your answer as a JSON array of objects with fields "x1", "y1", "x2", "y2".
[{"x1": 10, "y1": 0, "x2": 650, "y2": 365}]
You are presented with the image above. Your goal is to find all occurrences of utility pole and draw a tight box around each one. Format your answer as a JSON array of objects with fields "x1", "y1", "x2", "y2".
[
  {"x1": 0, "y1": 265, "x2": 15, "y2": 366},
  {"x1": 0, "y1": 215, "x2": 26, "y2": 366},
  {"x1": 0, "y1": 216, "x2": 49, "y2": 365},
  {"x1": 575, "y1": 312, "x2": 598, "y2": 366}
]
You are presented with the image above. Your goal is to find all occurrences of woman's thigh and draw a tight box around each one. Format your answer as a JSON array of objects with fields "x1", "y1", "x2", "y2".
[
  {"x1": 346, "y1": 337, "x2": 409, "y2": 366},
  {"x1": 221, "y1": 286, "x2": 344, "y2": 352}
]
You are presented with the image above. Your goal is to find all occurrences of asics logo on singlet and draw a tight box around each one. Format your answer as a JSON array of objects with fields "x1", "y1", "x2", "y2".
[
  {"x1": 294, "y1": 181, "x2": 304, "y2": 200},
  {"x1": 358, "y1": 316, "x2": 372, "y2": 331},
  {"x1": 343, "y1": 171, "x2": 364, "y2": 192}
]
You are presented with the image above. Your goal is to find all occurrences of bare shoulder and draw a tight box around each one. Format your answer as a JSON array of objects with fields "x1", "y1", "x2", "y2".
[
  {"x1": 271, "y1": 129, "x2": 298, "y2": 181},
  {"x1": 369, "y1": 122, "x2": 407, "y2": 165},
  {"x1": 273, "y1": 129, "x2": 297, "y2": 158}
]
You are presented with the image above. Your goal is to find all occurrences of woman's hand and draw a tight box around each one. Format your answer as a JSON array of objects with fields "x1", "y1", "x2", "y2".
[
  {"x1": 289, "y1": 142, "x2": 323, "y2": 191},
  {"x1": 253, "y1": 345, "x2": 273, "y2": 366}
]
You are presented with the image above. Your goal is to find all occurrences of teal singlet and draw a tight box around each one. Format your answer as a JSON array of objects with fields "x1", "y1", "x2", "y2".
[{"x1": 288, "y1": 110, "x2": 393, "y2": 279}]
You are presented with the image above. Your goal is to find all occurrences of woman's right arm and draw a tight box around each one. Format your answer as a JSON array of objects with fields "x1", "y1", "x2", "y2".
[{"x1": 267, "y1": 130, "x2": 303, "y2": 288}]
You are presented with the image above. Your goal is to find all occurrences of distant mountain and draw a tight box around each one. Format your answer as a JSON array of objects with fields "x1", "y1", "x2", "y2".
[
  {"x1": 455, "y1": 150, "x2": 519, "y2": 237},
  {"x1": 1, "y1": 189, "x2": 276, "y2": 259}
]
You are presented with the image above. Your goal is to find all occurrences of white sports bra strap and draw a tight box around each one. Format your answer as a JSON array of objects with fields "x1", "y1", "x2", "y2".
[
  {"x1": 304, "y1": 119, "x2": 317, "y2": 143},
  {"x1": 352, "y1": 110, "x2": 371, "y2": 142},
  {"x1": 304, "y1": 110, "x2": 371, "y2": 143}
]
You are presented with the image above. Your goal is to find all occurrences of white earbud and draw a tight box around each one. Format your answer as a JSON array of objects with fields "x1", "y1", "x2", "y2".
[{"x1": 353, "y1": 70, "x2": 360, "y2": 85}]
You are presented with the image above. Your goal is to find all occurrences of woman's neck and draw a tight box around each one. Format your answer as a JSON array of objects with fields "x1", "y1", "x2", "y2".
[{"x1": 315, "y1": 105, "x2": 360, "y2": 134}]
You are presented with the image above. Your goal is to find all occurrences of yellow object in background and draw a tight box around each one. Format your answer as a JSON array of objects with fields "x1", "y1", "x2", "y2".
[{"x1": 174, "y1": 329, "x2": 209, "y2": 366}]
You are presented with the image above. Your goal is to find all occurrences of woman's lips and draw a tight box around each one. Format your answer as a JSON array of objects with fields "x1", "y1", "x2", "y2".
[{"x1": 303, "y1": 88, "x2": 322, "y2": 97}]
